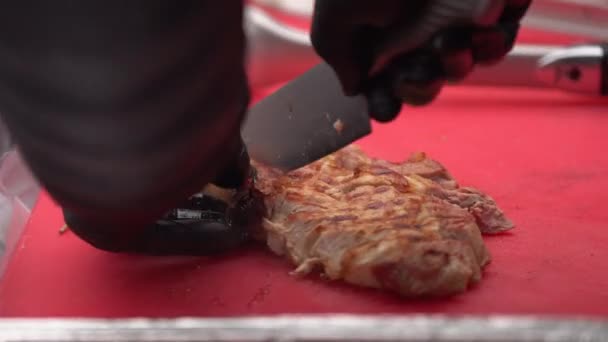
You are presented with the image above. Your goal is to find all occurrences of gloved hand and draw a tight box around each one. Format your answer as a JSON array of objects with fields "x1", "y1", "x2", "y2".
[
  {"x1": 311, "y1": 0, "x2": 532, "y2": 121},
  {"x1": 0, "y1": 0, "x2": 254, "y2": 255}
]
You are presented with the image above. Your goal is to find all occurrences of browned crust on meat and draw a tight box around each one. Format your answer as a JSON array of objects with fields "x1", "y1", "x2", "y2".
[{"x1": 250, "y1": 145, "x2": 513, "y2": 297}]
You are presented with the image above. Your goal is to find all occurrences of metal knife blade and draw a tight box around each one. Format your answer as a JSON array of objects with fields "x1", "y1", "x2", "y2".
[{"x1": 241, "y1": 62, "x2": 372, "y2": 171}]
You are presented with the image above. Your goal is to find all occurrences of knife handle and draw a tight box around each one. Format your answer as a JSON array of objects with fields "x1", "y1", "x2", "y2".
[{"x1": 365, "y1": 48, "x2": 449, "y2": 122}]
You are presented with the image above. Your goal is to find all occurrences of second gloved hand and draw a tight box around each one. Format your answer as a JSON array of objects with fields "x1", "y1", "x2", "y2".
[{"x1": 310, "y1": 0, "x2": 532, "y2": 122}]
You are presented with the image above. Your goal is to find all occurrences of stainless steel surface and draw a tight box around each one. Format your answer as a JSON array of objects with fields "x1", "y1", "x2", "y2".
[
  {"x1": 250, "y1": 0, "x2": 608, "y2": 40},
  {"x1": 537, "y1": 45, "x2": 605, "y2": 95},
  {"x1": 244, "y1": 5, "x2": 605, "y2": 95},
  {"x1": 242, "y1": 63, "x2": 371, "y2": 171},
  {"x1": 463, "y1": 44, "x2": 562, "y2": 88},
  {"x1": 1, "y1": 315, "x2": 608, "y2": 341},
  {"x1": 523, "y1": 0, "x2": 608, "y2": 40}
]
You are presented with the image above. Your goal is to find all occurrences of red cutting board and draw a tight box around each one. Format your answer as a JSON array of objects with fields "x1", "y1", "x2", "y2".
[{"x1": 1, "y1": 28, "x2": 608, "y2": 317}]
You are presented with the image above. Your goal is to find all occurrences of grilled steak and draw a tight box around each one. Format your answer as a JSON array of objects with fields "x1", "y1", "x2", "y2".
[{"x1": 244, "y1": 145, "x2": 513, "y2": 297}]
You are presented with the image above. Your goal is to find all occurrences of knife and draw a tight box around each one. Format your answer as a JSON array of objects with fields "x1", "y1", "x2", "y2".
[
  {"x1": 241, "y1": 62, "x2": 371, "y2": 171},
  {"x1": 241, "y1": 0, "x2": 527, "y2": 172}
]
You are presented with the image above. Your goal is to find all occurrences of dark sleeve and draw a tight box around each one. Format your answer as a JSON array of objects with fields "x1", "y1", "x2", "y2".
[{"x1": 0, "y1": 1, "x2": 249, "y2": 228}]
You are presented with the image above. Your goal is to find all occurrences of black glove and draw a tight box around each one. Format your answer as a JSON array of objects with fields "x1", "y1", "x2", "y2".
[
  {"x1": 62, "y1": 137, "x2": 254, "y2": 256},
  {"x1": 63, "y1": 191, "x2": 255, "y2": 256},
  {"x1": 0, "y1": 1, "x2": 254, "y2": 255},
  {"x1": 311, "y1": 0, "x2": 532, "y2": 121}
]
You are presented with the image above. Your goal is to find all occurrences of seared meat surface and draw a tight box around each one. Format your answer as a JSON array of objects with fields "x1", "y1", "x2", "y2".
[{"x1": 243, "y1": 145, "x2": 513, "y2": 297}]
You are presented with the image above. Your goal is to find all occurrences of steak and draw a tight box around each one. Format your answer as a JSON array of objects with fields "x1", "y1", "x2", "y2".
[{"x1": 241, "y1": 145, "x2": 514, "y2": 297}]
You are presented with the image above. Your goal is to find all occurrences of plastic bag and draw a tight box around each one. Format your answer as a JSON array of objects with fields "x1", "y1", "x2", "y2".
[{"x1": 0, "y1": 120, "x2": 41, "y2": 278}]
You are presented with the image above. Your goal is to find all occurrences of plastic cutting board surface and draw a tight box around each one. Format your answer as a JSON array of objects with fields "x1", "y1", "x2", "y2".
[{"x1": 1, "y1": 29, "x2": 607, "y2": 317}]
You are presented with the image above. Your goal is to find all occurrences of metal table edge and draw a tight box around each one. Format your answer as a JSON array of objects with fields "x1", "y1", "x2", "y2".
[{"x1": 0, "y1": 314, "x2": 607, "y2": 341}]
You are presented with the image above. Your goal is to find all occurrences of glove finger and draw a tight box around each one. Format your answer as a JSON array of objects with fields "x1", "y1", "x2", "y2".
[
  {"x1": 310, "y1": 25, "x2": 367, "y2": 95},
  {"x1": 310, "y1": 2, "x2": 368, "y2": 95},
  {"x1": 390, "y1": 51, "x2": 445, "y2": 106},
  {"x1": 311, "y1": 0, "x2": 430, "y2": 95},
  {"x1": 366, "y1": 78, "x2": 447, "y2": 119},
  {"x1": 500, "y1": 0, "x2": 533, "y2": 22},
  {"x1": 498, "y1": 21, "x2": 520, "y2": 52},
  {"x1": 470, "y1": 27, "x2": 507, "y2": 65},
  {"x1": 393, "y1": 79, "x2": 444, "y2": 107},
  {"x1": 365, "y1": 50, "x2": 444, "y2": 121},
  {"x1": 366, "y1": 84, "x2": 403, "y2": 123},
  {"x1": 440, "y1": 48, "x2": 475, "y2": 81},
  {"x1": 310, "y1": 0, "x2": 400, "y2": 95},
  {"x1": 471, "y1": 23, "x2": 519, "y2": 65},
  {"x1": 471, "y1": 0, "x2": 528, "y2": 65},
  {"x1": 431, "y1": 28, "x2": 475, "y2": 81}
]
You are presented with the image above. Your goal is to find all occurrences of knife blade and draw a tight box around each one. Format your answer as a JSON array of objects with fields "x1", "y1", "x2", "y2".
[{"x1": 241, "y1": 62, "x2": 372, "y2": 171}]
